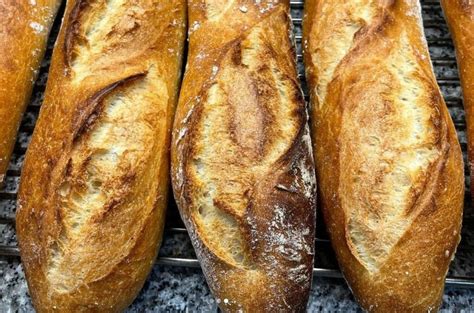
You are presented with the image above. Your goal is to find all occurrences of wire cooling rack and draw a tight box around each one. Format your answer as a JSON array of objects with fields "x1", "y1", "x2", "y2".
[{"x1": 1, "y1": 0, "x2": 474, "y2": 302}]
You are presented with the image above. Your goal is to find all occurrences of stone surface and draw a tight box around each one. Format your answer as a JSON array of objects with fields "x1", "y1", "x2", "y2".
[{"x1": 2, "y1": 255, "x2": 474, "y2": 312}]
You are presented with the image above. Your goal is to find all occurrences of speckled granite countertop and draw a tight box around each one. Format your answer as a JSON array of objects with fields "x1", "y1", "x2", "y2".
[
  {"x1": 1, "y1": 1, "x2": 474, "y2": 312},
  {"x1": 1, "y1": 231, "x2": 474, "y2": 312},
  {"x1": 1, "y1": 212, "x2": 474, "y2": 311}
]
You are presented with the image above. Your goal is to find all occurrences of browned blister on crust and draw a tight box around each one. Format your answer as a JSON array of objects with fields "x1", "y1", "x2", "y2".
[
  {"x1": 16, "y1": 1, "x2": 186, "y2": 312},
  {"x1": 0, "y1": 0, "x2": 61, "y2": 183},
  {"x1": 441, "y1": 0, "x2": 474, "y2": 202},
  {"x1": 303, "y1": 0, "x2": 464, "y2": 312},
  {"x1": 171, "y1": 0, "x2": 316, "y2": 312}
]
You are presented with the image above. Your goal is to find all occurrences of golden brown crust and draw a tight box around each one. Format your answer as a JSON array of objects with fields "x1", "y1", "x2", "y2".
[
  {"x1": 16, "y1": 1, "x2": 186, "y2": 312},
  {"x1": 171, "y1": 0, "x2": 316, "y2": 312},
  {"x1": 303, "y1": 0, "x2": 464, "y2": 311},
  {"x1": 0, "y1": 0, "x2": 61, "y2": 183},
  {"x1": 441, "y1": 0, "x2": 474, "y2": 201}
]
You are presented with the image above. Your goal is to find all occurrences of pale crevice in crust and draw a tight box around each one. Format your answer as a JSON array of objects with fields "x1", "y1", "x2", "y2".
[
  {"x1": 188, "y1": 22, "x2": 301, "y2": 268},
  {"x1": 69, "y1": 0, "x2": 126, "y2": 79},
  {"x1": 308, "y1": 0, "x2": 444, "y2": 274},
  {"x1": 304, "y1": 0, "x2": 463, "y2": 310},
  {"x1": 173, "y1": 3, "x2": 315, "y2": 310},
  {"x1": 67, "y1": 0, "x2": 163, "y2": 82},
  {"x1": 339, "y1": 32, "x2": 441, "y2": 273},
  {"x1": 204, "y1": 0, "x2": 236, "y2": 21},
  {"x1": 192, "y1": 83, "x2": 253, "y2": 267},
  {"x1": 47, "y1": 68, "x2": 168, "y2": 292},
  {"x1": 309, "y1": 0, "x2": 377, "y2": 108}
]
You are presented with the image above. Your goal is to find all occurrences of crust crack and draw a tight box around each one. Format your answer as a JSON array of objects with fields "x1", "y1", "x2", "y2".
[
  {"x1": 339, "y1": 32, "x2": 443, "y2": 273},
  {"x1": 64, "y1": 0, "x2": 165, "y2": 81},
  {"x1": 183, "y1": 17, "x2": 304, "y2": 268},
  {"x1": 47, "y1": 68, "x2": 168, "y2": 292}
]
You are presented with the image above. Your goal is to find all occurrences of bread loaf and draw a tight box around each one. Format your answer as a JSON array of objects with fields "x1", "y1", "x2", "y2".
[
  {"x1": 171, "y1": 0, "x2": 316, "y2": 311},
  {"x1": 16, "y1": 1, "x2": 186, "y2": 311},
  {"x1": 0, "y1": 0, "x2": 61, "y2": 183},
  {"x1": 441, "y1": 0, "x2": 474, "y2": 200},
  {"x1": 303, "y1": 0, "x2": 464, "y2": 311}
]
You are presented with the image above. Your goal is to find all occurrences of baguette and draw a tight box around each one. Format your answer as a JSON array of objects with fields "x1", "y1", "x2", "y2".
[
  {"x1": 171, "y1": 0, "x2": 316, "y2": 311},
  {"x1": 0, "y1": 0, "x2": 61, "y2": 183},
  {"x1": 441, "y1": 0, "x2": 474, "y2": 200},
  {"x1": 303, "y1": 0, "x2": 464, "y2": 311},
  {"x1": 16, "y1": 1, "x2": 186, "y2": 311}
]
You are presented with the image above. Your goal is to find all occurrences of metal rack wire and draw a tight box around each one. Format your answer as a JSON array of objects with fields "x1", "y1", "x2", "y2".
[{"x1": 1, "y1": 0, "x2": 474, "y2": 297}]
